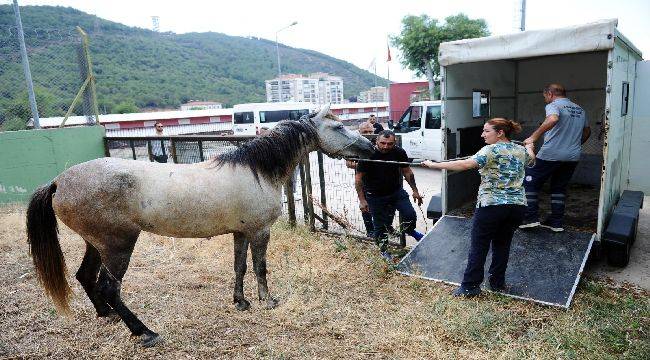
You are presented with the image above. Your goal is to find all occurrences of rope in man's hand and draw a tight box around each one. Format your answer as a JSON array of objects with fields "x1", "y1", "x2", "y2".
[{"x1": 346, "y1": 140, "x2": 528, "y2": 166}]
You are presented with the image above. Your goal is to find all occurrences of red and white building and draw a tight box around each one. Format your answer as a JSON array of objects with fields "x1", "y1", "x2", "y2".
[{"x1": 31, "y1": 102, "x2": 389, "y2": 137}]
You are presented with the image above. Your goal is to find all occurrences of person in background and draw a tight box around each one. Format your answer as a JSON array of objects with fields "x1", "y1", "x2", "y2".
[
  {"x1": 520, "y1": 83, "x2": 590, "y2": 232},
  {"x1": 368, "y1": 114, "x2": 384, "y2": 134},
  {"x1": 422, "y1": 118, "x2": 535, "y2": 297},
  {"x1": 346, "y1": 122, "x2": 376, "y2": 237},
  {"x1": 356, "y1": 130, "x2": 424, "y2": 261},
  {"x1": 150, "y1": 122, "x2": 168, "y2": 163}
]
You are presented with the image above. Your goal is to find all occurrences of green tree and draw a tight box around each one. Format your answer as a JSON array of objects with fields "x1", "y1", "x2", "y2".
[
  {"x1": 391, "y1": 13, "x2": 489, "y2": 99},
  {"x1": 113, "y1": 101, "x2": 139, "y2": 114}
]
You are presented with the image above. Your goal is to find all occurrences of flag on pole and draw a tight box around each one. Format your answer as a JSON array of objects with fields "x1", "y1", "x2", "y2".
[{"x1": 387, "y1": 43, "x2": 392, "y2": 62}]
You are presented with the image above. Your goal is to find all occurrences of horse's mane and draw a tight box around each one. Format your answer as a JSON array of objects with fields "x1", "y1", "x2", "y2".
[{"x1": 214, "y1": 117, "x2": 319, "y2": 183}]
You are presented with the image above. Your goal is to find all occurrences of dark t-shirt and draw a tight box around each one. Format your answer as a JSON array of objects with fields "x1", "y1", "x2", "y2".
[
  {"x1": 357, "y1": 146, "x2": 409, "y2": 196},
  {"x1": 372, "y1": 122, "x2": 384, "y2": 134}
]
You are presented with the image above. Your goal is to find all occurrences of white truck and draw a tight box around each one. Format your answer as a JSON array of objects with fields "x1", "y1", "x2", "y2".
[{"x1": 391, "y1": 100, "x2": 444, "y2": 161}]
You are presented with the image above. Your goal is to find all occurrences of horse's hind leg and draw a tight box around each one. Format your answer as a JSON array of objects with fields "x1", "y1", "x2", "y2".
[
  {"x1": 75, "y1": 240, "x2": 115, "y2": 319},
  {"x1": 250, "y1": 229, "x2": 278, "y2": 309},
  {"x1": 233, "y1": 233, "x2": 250, "y2": 311},
  {"x1": 95, "y1": 233, "x2": 161, "y2": 347}
]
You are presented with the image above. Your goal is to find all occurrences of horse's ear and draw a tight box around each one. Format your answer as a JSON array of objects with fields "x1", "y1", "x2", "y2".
[{"x1": 310, "y1": 104, "x2": 330, "y2": 120}]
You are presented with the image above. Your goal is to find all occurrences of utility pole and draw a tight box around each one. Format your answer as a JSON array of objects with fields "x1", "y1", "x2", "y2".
[
  {"x1": 12, "y1": 0, "x2": 40, "y2": 128},
  {"x1": 520, "y1": 0, "x2": 526, "y2": 31},
  {"x1": 275, "y1": 21, "x2": 297, "y2": 102}
]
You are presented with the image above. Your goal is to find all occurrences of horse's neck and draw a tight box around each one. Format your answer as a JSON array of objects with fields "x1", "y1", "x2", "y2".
[{"x1": 276, "y1": 142, "x2": 317, "y2": 187}]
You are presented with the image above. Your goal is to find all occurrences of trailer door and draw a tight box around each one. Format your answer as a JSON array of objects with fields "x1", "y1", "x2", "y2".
[{"x1": 628, "y1": 60, "x2": 650, "y2": 192}]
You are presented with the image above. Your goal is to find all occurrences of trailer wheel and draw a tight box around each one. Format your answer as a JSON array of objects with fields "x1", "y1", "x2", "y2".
[{"x1": 606, "y1": 242, "x2": 630, "y2": 267}]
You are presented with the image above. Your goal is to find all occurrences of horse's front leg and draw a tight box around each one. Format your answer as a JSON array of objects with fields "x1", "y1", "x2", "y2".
[
  {"x1": 232, "y1": 233, "x2": 250, "y2": 311},
  {"x1": 250, "y1": 228, "x2": 279, "y2": 309}
]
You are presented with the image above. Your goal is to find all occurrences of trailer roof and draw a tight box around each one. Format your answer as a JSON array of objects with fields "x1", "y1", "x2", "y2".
[{"x1": 439, "y1": 19, "x2": 642, "y2": 67}]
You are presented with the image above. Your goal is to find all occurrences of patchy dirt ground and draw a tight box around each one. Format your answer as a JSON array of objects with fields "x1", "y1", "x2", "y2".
[{"x1": 1, "y1": 205, "x2": 648, "y2": 359}]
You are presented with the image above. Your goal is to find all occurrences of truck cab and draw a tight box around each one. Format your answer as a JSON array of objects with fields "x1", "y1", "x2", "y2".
[{"x1": 392, "y1": 100, "x2": 443, "y2": 161}]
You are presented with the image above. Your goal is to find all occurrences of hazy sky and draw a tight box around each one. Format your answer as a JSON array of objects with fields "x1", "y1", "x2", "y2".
[{"x1": 9, "y1": 0, "x2": 650, "y2": 83}]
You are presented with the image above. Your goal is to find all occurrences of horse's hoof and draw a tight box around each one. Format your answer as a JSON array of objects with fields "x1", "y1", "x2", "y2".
[
  {"x1": 265, "y1": 297, "x2": 279, "y2": 309},
  {"x1": 141, "y1": 332, "x2": 163, "y2": 347},
  {"x1": 234, "y1": 299, "x2": 250, "y2": 311}
]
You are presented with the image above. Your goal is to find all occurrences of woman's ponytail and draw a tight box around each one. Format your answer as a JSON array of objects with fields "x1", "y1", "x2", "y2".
[{"x1": 487, "y1": 118, "x2": 522, "y2": 139}]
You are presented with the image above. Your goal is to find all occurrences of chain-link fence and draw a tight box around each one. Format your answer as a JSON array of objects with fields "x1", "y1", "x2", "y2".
[
  {"x1": 105, "y1": 135, "x2": 412, "y2": 246},
  {"x1": 0, "y1": 3, "x2": 96, "y2": 130}
]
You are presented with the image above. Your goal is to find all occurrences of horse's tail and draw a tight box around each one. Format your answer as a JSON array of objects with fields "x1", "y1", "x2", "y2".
[{"x1": 26, "y1": 182, "x2": 72, "y2": 314}]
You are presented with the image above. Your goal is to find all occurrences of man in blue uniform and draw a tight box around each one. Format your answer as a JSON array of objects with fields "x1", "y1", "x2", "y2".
[{"x1": 520, "y1": 83, "x2": 591, "y2": 232}]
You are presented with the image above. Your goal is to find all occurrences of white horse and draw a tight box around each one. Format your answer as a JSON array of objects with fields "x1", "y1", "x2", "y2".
[{"x1": 26, "y1": 106, "x2": 374, "y2": 347}]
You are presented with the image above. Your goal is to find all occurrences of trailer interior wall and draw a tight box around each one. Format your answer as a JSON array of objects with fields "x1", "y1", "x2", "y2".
[
  {"x1": 443, "y1": 60, "x2": 516, "y2": 153},
  {"x1": 442, "y1": 60, "x2": 516, "y2": 210},
  {"x1": 517, "y1": 51, "x2": 608, "y2": 187}
]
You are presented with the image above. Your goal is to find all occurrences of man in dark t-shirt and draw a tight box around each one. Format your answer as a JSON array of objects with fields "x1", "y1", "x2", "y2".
[
  {"x1": 368, "y1": 114, "x2": 384, "y2": 134},
  {"x1": 355, "y1": 130, "x2": 423, "y2": 260}
]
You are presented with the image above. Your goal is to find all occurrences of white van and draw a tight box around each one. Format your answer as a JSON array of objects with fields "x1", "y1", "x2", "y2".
[
  {"x1": 232, "y1": 102, "x2": 315, "y2": 136},
  {"x1": 392, "y1": 100, "x2": 443, "y2": 161}
]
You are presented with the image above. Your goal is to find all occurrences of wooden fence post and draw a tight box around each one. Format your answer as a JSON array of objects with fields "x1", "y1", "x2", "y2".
[
  {"x1": 298, "y1": 163, "x2": 308, "y2": 223},
  {"x1": 317, "y1": 151, "x2": 328, "y2": 230},
  {"x1": 103, "y1": 137, "x2": 110, "y2": 157},
  {"x1": 198, "y1": 140, "x2": 205, "y2": 162},
  {"x1": 170, "y1": 139, "x2": 178, "y2": 163},
  {"x1": 303, "y1": 157, "x2": 315, "y2": 232},
  {"x1": 129, "y1": 139, "x2": 136, "y2": 160}
]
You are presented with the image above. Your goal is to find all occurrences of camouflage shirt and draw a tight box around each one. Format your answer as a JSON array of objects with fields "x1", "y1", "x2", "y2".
[{"x1": 471, "y1": 142, "x2": 531, "y2": 208}]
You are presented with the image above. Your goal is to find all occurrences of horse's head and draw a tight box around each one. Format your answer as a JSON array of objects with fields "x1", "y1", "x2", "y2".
[{"x1": 308, "y1": 105, "x2": 375, "y2": 159}]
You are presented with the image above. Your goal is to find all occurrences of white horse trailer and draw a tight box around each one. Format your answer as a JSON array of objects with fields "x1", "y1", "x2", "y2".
[{"x1": 433, "y1": 19, "x2": 647, "y2": 265}]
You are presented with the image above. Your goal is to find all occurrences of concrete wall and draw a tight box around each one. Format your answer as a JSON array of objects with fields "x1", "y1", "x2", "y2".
[{"x1": 0, "y1": 126, "x2": 106, "y2": 204}]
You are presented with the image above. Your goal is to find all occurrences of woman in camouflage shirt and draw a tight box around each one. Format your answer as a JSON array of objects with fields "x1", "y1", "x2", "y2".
[{"x1": 422, "y1": 118, "x2": 535, "y2": 297}]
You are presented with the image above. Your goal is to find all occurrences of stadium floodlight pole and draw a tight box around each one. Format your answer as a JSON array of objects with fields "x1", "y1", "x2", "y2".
[
  {"x1": 275, "y1": 21, "x2": 297, "y2": 102},
  {"x1": 12, "y1": 0, "x2": 40, "y2": 129}
]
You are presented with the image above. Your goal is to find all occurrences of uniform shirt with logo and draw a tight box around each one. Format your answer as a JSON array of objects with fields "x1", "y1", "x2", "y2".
[{"x1": 537, "y1": 98, "x2": 587, "y2": 162}]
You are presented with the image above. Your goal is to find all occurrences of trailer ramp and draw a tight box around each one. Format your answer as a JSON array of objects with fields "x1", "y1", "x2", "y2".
[{"x1": 397, "y1": 216, "x2": 594, "y2": 308}]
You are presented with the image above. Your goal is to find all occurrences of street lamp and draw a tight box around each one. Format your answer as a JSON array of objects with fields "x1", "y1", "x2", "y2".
[{"x1": 275, "y1": 21, "x2": 297, "y2": 102}]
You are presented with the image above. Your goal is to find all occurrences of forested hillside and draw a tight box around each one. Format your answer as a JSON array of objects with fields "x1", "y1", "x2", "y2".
[{"x1": 0, "y1": 5, "x2": 383, "y2": 126}]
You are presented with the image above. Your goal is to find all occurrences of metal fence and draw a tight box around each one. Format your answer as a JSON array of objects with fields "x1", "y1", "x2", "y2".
[
  {"x1": 104, "y1": 134, "x2": 408, "y2": 246},
  {"x1": 1, "y1": 7, "x2": 97, "y2": 130}
]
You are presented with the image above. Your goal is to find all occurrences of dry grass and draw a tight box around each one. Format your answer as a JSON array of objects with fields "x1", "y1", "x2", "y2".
[{"x1": 1, "y1": 205, "x2": 648, "y2": 359}]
